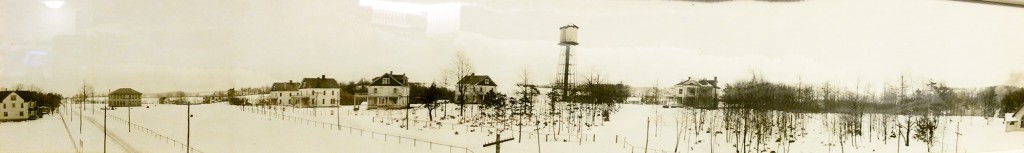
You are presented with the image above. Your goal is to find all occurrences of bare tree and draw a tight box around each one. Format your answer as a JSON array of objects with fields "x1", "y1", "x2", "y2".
[{"x1": 446, "y1": 51, "x2": 475, "y2": 116}]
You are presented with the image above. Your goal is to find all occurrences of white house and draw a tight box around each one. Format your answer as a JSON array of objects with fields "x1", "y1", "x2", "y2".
[
  {"x1": 367, "y1": 72, "x2": 410, "y2": 109},
  {"x1": 1, "y1": 91, "x2": 37, "y2": 121},
  {"x1": 667, "y1": 77, "x2": 719, "y2": 108},
  {"x1": 296, "y1": 75, "x2": 341, "y2": 107},
  {"x1": 1007, "y1": 104, "x2": 1024, "y2": 132},
  {"x1": 456, "y1": 73, "x2": 497, "y2": 104},
  {"x1": 270, "y1": 81, "x2": 300, "y2": 106}
]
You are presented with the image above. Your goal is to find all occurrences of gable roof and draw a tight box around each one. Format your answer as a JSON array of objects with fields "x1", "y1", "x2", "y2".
[
  {"x1": 272, "y1": 82, "x2": 300, "y2": 91},
  {"x1": 301, "y1": 76, "x2": 340, "y2": 88},
  {"x1": 457, "y1": 74, "x2": 496, "y2": 86},
  {"x1": 110, "y1": 88, "x2": 142, "y2": 95},
  {"x1": 0, "y1": 91, "x2": 39, "y2": 102},
  {"x1": 370, "y1": 72, "x2": 409, "y2": 86},
  {"x1": 675, "y1": 77, "x2": 719, "y2": 89},
  {"x1": 1015, "y1": 104, "x2": 1024, "y2": 120}
]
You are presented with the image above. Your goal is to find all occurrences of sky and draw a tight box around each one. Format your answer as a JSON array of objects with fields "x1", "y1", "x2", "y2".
[{"x1": 1, "y1": 0, "x2": 1023, "y2": 95}]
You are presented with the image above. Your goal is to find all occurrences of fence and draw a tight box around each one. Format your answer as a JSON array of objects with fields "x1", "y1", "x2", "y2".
[
  {"x1": 370, "y1": 116, "x2": 601, "y2": 143},
  {"x1": 240, "y1": 106, "x2": 476, "y2": 153},
  {"x1": 245, "y1": 106, "x2": 672, "y2": 153},
  {"x1": 79, "y1": 107, "x2": 205, "y2": 153}
]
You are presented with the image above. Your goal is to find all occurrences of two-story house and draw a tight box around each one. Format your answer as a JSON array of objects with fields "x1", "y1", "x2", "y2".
[
  {"x1": 270, "y1": 81, "x2": 300, "y2": 106},
  {"x1": 1, "y1": 91, "x2": 37, "y2": 121},
  {"x1": 367, "y1": 72, "x2": 410, "y2": 109},
  {"x1": 667, "y1": 77, "x2": 719, "y2": 108},
  {"x1": 456, "y1": 73, "x2": 497, "y2": 104},
  {"x1": 297, "y1": 75, "x2": 341, "y2": 107}
]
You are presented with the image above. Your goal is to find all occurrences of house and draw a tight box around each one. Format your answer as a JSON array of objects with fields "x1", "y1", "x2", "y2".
[
  {"x1": 270, "y1": 80, "x2": 300, "y2": 106},
  {"x1": 667, "y1": 77, "x2": 720, "y2": 108},
  {"x1": 1007, "y1": 104, "x2": 1024, "y2": 132},
  {"x1": 296, "y1": 75, "x2": 341, "y2": 107},
  {"x1": 456, "y1": 73, "x2": 497, "y2": 104},
  {"x1": 366, "y1": 71, "x2": 410, "y2": 109},
  {"x1": 108, "y1": 88, "x2": 142, "y2": 107},
  {"x1": 0, "y1": 91, "x2": 37, "y2": 121}
]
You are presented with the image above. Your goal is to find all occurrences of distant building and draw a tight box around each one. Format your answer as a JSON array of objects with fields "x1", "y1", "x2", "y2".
[
  {"x1": 1007, "y1": 105, "x2": 1024, "y2": 132},
  {"x1": 108, "y1": 88, "x2": 142, "y2": 107},
  {"x1": 456, "y1": 73, "x2": 497, "y2": 104},
  {"x1": 270, "y1": 80, "x2": 300, "y2": 106},
  {"x1": 667, "y1": 77, "x2": 719, "y2": 108},
  {"x1": 297, "y1": 75, "x2": 341, "y2": 107},
  {"x1": 367, "y1": 72, "x2": 410, "y2": 109},
  {"x1": 0, "y1": 91, "x2": 37, "y2": 121}
]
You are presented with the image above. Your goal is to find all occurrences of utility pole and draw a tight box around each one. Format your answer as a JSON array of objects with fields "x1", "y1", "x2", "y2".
[
  {"x1": 337, "y1": 96, "x2": 341, "y2": 130},
  {"x1": 128, "y1": 107, "x2": 131, "y2": 132},
  {"x1": 644, "y1": 117, "x2": 650, "y2": 153},
  {"x1": 483, "y1": 134, "x2": 514, "y2": 153},
  {"x1": 187, "y1": 101, "x2": 191, "y2": 153},
  {"x1": 104, "y1": 107, "x2": 107, "y2": 153}
]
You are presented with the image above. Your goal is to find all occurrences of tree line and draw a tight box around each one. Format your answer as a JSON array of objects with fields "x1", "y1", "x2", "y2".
[{"x1": 720, "y1": 76, "x2": 1021, "y2": 116}]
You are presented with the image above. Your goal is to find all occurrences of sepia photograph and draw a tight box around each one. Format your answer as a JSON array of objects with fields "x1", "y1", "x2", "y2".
[{"x1": 2, "y1": 0, "x2": 1024, "y2": 152}]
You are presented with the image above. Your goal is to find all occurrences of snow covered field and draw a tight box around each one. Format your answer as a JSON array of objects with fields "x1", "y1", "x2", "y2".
[{"x1": 4, "y1": 101, "x2": 1024, "y2": 153}]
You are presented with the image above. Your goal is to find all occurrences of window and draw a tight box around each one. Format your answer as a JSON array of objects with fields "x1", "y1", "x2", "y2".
[
  {"x1": 678, "y1": 89, "x2": 683, "y2": 94},
  {"x1": 3, "y1": 112, "x2": 6, "y2": 117},
  {"x1": 383, "y1": 78, "x2": 390, "y2": 84},
  {"x1": 688, "y1": 87, "x2": 696, "y2": 95},
  {"x1": 374, "y1": 88, "x2": 378, "y2": 94},
  {"x1": 393, "y1": 88, "x2": 397, "y2": 94},
  {"x1": 11, "y1": 95, "x2": 16, "y2": 101},
  {"x1": 19, "y1": 111, "x2": 23, "y2": 116}
]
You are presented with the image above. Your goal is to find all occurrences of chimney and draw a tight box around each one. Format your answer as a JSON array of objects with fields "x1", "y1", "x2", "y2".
[
  {"x1": 321, "y1": 75, "x2": 325, "y2": 79},
  {"x1": 389, "y1": 71, "x2": 393, "y2": 75},
  {"x1": 714, "y1": 76, "x2": 718, "y2": 81},
  {"x1": 688, "y1": 77, "x2": 691, "y2": 80},
  {"x1": 471, "y1": 73, "x2": 475, "y2": 76}
]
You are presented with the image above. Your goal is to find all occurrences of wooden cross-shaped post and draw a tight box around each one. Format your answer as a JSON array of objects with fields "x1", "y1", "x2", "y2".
[{"x1": 483, "y1": 134, "x2": 515, "y2": 153}]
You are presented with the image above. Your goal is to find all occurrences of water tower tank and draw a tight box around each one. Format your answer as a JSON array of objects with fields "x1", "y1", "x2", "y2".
[{"x1": 559, "y1": 24, "x2": 579, "y2": 46}]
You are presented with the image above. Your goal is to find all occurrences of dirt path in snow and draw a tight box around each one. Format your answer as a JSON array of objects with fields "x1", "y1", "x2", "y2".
[
  {"x1": 79, "y1": 110, "x2": 141, "y2": 153},
  {"x1": 57, "y1": 111, "x2": 83, "y2": 153}
]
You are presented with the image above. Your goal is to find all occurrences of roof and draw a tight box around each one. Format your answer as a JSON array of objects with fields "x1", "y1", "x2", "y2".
[
  {"x1": 457, "y1": 74, "x2": 496, "y2": 86},
  {"x1": 675, "y1": 78, "x2": 719, "y2": 89},
  {"x1": 301, "y1": 77, "x2": 340, "y2": 88},
  {"x1": 110, "y1": 88, "x2": 142, "y2": 95},
  {"x1": 370, "y1": 72, "x2": 409, "y2": 86},
  {"x1": 0, "y1": 91, "x2": 39, "y2": 102},
  {"x1": 560, "y1": 24, "x2": 578, "y2": 29},
  {"x1": 271, "y1": 82, "x2": 300, "y2": 91}
]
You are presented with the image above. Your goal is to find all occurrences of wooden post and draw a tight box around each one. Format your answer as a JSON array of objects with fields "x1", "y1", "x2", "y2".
[
  {"x1": 104, "y1": 107, "x2": 107, "y2": 153},
  {"x1": 483, "y1": 134, "x2": 515, "y2": 153}
]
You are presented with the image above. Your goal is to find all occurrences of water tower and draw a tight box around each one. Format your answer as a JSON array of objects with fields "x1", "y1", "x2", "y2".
[{"x1": 555, "y1": 24, "x2": 579, "y2": 102}]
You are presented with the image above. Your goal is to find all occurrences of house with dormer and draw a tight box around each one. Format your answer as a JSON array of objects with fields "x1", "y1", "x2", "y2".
[
  {"x1": 367, "y1": 71, "x2": 410, "y2": 109},
  {"x1": 456, "y1": 73, "x2": 497, "y2": 104},
  {"x1": 667, "y1": 77, "x2": 720, "y2": 108}
]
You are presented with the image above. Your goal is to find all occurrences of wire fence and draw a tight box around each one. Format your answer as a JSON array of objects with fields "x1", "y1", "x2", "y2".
[
  {"x1": 616, "y1": 135, "x2": 671, "y2": 153},
  {"x1": 240, "y1": 106, "x2": 476, "y2": 153},
  {"x1": 370, "y1": 115, "x2": 603, "y2": 143},
  {"x1": 78, "y1": 107, "x2": 205, "y2": 153}
]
